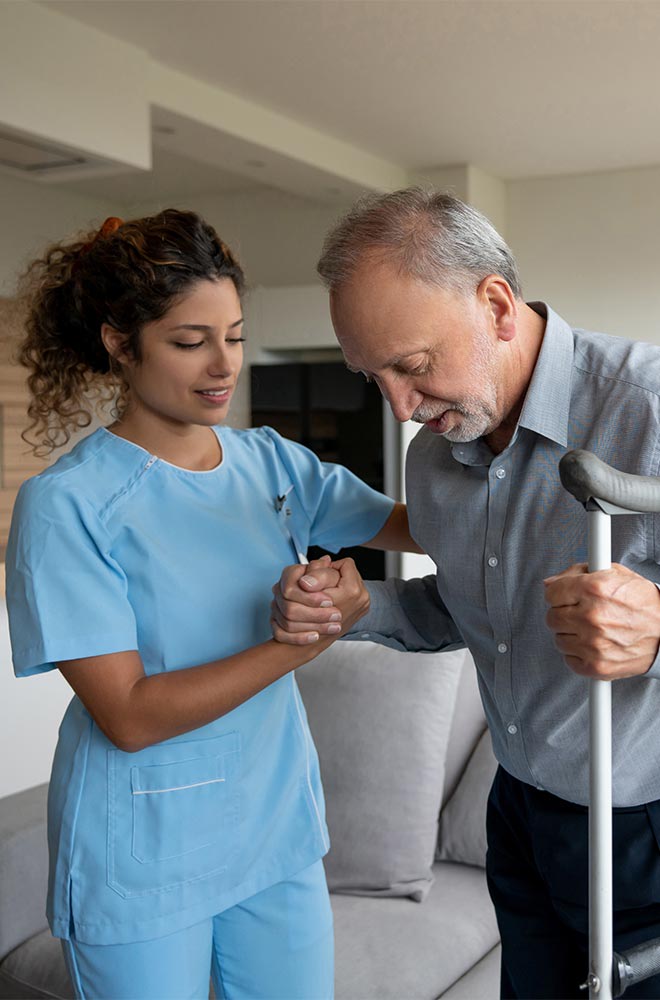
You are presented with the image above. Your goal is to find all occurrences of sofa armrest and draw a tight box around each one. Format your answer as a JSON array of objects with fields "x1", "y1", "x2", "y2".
[{"x1": 0, "y1": 783, "x2": 49, "y2": 961}]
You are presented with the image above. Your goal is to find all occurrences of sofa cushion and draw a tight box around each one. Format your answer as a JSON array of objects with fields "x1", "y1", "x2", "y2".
[
  {"x1": 441, "y1": 653, "x2": 487, "y2": 804},
  {"x1": 296, "y1": 641, "x2": 465, "y2": 901},
  {"x1": 0, "y1": 783, "x2": 49, "y2": 963},
  {"x1": 0, "y1": 930, "x2": 73, "y2": 1000},
  {"x1": 438, "y1": 729, "x2": 498, "y2": 868},
  {"x1": 332, "y1": 860, "x2": 499, "y2": 999},
  {"x1": 440, "y1": 944, "x2": 501, "y2": 999}
]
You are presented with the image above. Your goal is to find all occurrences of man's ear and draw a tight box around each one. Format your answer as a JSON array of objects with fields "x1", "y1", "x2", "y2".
[
  {"x1": 101, "y1": 323, "x2": 132, "y2": 366},
  {"x1": 477, "y1": 275, "x2": 518, "y2": 342}
]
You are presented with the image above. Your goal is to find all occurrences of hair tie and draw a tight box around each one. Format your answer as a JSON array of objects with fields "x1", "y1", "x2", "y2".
[
  {"x1": 98, "y1": 216, "x2": 124, "y2": 239},
  {"x1": 78, "y1": 216, "x2": 125, "y2": 258}
]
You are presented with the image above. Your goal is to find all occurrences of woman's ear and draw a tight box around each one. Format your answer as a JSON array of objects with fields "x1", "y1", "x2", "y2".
[{"x1": 101, "y1": 323, "x2": 133, "y2": 367}]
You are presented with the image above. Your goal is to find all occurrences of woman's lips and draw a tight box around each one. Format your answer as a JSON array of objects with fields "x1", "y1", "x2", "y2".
[{"x1": 195, "y1": 387, "x2": 232, "y2": 405}]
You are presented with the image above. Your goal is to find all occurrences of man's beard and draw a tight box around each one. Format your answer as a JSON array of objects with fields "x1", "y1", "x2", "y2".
[
  {"x1": 411, "y1": 330, "x2": 499, "y2": 443},
  {"x1": 412, "y1": 397, "x2": 496, "y2": 442}
]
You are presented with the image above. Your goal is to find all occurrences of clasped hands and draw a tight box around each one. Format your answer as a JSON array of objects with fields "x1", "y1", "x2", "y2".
[
  {"x1": 270, "y1": 555, "x2": 369, "y2": 645},
  {"x1": 272, "y1": 555, "x2": 660, "y2": 679}
]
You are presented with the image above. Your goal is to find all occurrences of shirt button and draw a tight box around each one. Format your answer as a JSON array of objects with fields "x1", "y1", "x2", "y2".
[
  {"x1": 360, "y1": 632, "x2": 371, "y2": 640},
  {"x1": 507, "y1": 724, "x2": 518, "y2": 735},
  {"x1": 497, "y1": 642, "x2": 508, "y2": 653},
  {"x1": 488, "y1": 555, "x2": 499, "y2": 568},
  {"x1": 495, "y1": 468, "x2": 506, "y2": 479}
]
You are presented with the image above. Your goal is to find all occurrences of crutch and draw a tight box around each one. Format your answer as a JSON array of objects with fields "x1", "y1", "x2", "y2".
[{"x1": 559, "y1": 450, "x2": 660, "y2": 998}]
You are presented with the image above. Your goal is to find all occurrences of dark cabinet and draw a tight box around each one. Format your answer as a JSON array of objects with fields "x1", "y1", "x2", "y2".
[{"x1": 251, "y1": 361, "x2": 387, "y2": 579}]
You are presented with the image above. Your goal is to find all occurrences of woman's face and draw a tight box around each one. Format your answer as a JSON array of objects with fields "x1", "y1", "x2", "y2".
[{"x1": 116, "y1": 278, "x2": 244, "y2": 429}]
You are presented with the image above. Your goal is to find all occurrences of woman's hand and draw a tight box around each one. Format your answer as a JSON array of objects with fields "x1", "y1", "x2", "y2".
[{"x1": 271, "y1": 554, "x2": 370, "y2": 645}]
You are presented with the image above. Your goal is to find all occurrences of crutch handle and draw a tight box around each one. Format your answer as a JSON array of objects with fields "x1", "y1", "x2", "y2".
[
  {"x1": 560, "y1": 450, "x2": 660, "y2": 513},
  {"x1": 613, "y1": 937, "x2": 660, "y2": 996}
]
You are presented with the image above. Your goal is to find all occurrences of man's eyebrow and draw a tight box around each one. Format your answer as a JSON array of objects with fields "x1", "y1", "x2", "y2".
[
  {"x1": 169, "y1": 318, "x2": 244, "y2": 333},
  {"x1": 388, "y1": 348, "x2": 430, "y2": 366},
  {"x1": 345, "y1": 348, "x2": 428, "y2": 374}
]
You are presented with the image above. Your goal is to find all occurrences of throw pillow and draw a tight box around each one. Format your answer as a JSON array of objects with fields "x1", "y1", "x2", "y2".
[
  {"x1": 437, "y1": 727, "x2": 498, "y2": 868},
  {"x1": 296, "y1": 640, "x2": 465, "y2": 901}
]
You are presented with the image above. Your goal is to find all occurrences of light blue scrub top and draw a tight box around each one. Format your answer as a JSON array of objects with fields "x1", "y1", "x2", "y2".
[{"x1": 6, "y1": 425, "x2": 394, "y2": 945}]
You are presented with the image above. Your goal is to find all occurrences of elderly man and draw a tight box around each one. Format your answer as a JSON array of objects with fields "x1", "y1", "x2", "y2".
[{"x1": 272, "y1": 189, "x2": 660, "y2": 999}]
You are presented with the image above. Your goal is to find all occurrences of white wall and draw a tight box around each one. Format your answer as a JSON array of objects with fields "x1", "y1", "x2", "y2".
[
  {"x1": 0, "y1": 600, "x2": 73, "y2": 798},
  {"x1": 128, "y1": 187, "x2": 350, "y2": 288},
  {"x1": 507, "y1": 165, "x2": 660, "y2": 344},
  {"x1": 0, "y1": 171, "x2": 116, "y2": 295}
]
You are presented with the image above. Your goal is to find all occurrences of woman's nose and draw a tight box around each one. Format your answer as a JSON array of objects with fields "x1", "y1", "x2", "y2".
[{"x1": 207, "y1": 346, "x2": 233, "y2": 378}]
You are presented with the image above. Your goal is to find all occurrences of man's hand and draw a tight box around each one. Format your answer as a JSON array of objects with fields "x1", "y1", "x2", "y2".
[
  {"x1": 544, "y1": 562, "x2": 660, "y2": 679},
  {"x1": 271, "y1": 555, "x2": 369, "y2": 645}
]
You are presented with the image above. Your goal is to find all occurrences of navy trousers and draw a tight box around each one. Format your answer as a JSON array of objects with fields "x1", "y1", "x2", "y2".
[{"x1": 486, "y1": 767, "x2": 660, "y2": 1000}]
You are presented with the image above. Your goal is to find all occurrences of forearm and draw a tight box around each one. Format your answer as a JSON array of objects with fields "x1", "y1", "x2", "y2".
[
  {"x1": 90, "y1": 638, "x2": 333, "y2": 752},
  {"x1": 348, "y1": 577, "x2": 464, "y2": 653},
  {"x1": 362, "y1": 502, "x2": 424, "y2": 553}
]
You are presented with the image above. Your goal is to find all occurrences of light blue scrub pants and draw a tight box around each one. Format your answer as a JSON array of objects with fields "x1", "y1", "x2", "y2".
[{"x1": 61, "y1": 860, "x2": 334, "y2": 1000}]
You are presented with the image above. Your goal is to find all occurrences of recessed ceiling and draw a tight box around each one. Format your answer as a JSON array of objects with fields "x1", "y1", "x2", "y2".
[
  {"x1": 44, "y1": 0, "x2": 660, "y2": 179},
  {"x1": 59, "y1": 138, "x2": 264, "y2": 205}
]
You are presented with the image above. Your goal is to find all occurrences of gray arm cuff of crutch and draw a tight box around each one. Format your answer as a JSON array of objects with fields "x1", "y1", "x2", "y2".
[{"x1": 559, "y1": 450, "x2": 660, "y2": 513}]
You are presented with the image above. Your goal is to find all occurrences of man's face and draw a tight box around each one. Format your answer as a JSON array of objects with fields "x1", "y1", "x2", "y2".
[{"x1": 330, "y1": 259, "x2": 506, "y2": 443}]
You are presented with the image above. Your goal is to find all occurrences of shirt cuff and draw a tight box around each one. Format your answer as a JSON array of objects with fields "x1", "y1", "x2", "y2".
[{"x1": 645, "y1": 584, "x2": 660, "y2": 678}]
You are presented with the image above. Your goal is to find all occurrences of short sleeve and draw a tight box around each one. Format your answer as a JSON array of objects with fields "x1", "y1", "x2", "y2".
[
  {"x1": 6, "y1": 478, "x2": 139, "y2": 677},
  {"x1": 264, "y1": 428, "x2": 395, "y2": 553}
]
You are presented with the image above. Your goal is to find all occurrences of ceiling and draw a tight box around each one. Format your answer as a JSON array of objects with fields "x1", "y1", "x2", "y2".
[{"x1": 44, "y1": 0, "x2": 660, "y2": 185}]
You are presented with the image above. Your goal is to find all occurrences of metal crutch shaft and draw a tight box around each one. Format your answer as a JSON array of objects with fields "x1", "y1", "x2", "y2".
[{"x1": 559, "y1": 450, "x2": 660, "y2": 999}]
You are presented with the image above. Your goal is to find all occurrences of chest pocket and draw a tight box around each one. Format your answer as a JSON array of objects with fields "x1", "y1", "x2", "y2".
[{"x1": 107, "y1": 731, "x2": 241, "y2": 898}]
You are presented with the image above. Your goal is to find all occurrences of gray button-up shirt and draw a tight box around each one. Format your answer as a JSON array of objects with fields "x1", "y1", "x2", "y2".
[{"x1": 354, "y1": 303, "x2": 660, "y2": 806}]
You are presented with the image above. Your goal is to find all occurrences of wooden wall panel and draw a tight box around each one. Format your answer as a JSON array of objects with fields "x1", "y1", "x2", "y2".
[{"x1": 0, "y1": 299, "x2": 50, "y2": 559}]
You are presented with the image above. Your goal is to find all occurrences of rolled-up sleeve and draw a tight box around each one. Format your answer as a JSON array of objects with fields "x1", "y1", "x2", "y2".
[{"x1": 347, "y1": 576, "x2": 465, "y2": 654}]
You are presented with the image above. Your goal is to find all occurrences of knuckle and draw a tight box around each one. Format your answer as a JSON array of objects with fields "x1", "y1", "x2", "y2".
[{"x1": 583, "y1": 607, "x2": 603, "y2": 629}]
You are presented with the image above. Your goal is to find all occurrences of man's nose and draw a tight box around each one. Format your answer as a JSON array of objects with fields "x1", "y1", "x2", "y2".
[{"x1": 378, "y1": 376, "x2": 423, "y2": 423}]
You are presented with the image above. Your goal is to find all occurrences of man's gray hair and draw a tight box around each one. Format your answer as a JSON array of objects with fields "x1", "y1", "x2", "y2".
[{"x1": 317, "y1": 187, "x2": 522, "y2": 298}]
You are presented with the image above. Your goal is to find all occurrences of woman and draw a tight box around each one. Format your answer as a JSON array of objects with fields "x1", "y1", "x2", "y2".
[{"x1": 5, "y1": 210, "x2": 416, "y2": 1000}]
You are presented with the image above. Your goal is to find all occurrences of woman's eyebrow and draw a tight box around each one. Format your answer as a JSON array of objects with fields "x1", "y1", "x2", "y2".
[{"x1": 169, "y1": 318, "x2": 244, "y2": 333}]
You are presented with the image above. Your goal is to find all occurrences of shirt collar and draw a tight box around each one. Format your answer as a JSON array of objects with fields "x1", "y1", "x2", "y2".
[
  {"x1": 450, "y1": 301, "x2": 574, "y2": 466},
  {"x1": 518, "y1": 302, "x2": 573, "y2": 448}
]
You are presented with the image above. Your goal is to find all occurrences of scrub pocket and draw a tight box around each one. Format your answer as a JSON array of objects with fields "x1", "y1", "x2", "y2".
[
  {"x1": 131, "y1": 752, "x2": 231, "y2": 862},
  {"x1": 107, "y1": 732, "x2": 240, "y2": 898}
]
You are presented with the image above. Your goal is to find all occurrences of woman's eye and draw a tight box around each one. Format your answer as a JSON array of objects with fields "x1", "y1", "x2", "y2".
[
  {"x1": 225, "y1": 337, "x2": 246, "y2": 344},
  {"x1": 175, "y1": 341, "x2": 204, "y2": 350}
]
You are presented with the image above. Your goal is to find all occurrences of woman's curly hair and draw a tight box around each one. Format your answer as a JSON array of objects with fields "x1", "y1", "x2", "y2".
[{"x1": 17, "y1": 208, "x2": 245, "y2": 456}]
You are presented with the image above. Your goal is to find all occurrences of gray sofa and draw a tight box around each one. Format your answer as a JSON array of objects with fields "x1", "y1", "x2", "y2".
[{"x1": 0, "y1": 641, "x2": 500, "y2": 1000}]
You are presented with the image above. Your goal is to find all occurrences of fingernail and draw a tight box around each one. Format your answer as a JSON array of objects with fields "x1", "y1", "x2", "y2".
[
  {"x1": 320, "y1": 600, "x2": 333, "y2": 608},
  {"x1": 329, "y1": 613, "x2": 341, "y2": 622},
  {"x1": 301, "y1": 575, "x2": 317, "y2": 587},
  {"x1": 328, "y1": 624, "x2": 342, "y2": 634},
  {"x1": 306, "y1": 632, "x2": 320, "y2": 642}
]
